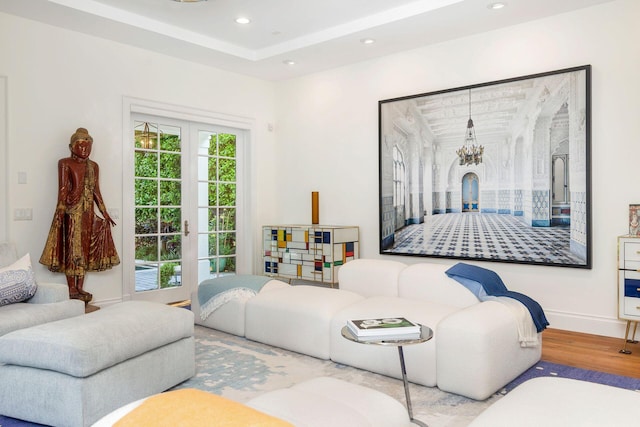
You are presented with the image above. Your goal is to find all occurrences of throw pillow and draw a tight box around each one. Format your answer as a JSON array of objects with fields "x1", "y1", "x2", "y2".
[{"x1": 0, "y1": 253, "x2": 38, "y2": 306}]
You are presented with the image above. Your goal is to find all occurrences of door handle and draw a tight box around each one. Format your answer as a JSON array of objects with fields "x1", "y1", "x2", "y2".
[{"x1": 184, "y1": 220, "x2": 190, "y2": 236}]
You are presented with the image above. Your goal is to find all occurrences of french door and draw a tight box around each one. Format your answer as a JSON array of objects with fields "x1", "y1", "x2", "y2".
[{"x1": 127, "y1": 114, "x2": 241, "y2": 303}]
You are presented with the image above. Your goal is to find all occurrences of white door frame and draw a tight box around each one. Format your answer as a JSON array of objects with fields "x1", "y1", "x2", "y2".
[{"x1": 122, "y1": 97, "x2": 256, "y2": 301}]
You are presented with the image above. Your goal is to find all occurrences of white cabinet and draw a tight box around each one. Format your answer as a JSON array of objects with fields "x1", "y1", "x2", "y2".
[
  {"x1": 618, "y1": 236, "x2": 640, "y2": 321},
  {"x1": 617, "y1": 236, "x2": 640, "y2": 353}
]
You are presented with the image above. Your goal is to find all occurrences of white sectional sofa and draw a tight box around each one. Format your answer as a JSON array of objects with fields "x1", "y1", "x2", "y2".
[{"x1": 192, "y1": 258, "x2": 542, "y2": 400}]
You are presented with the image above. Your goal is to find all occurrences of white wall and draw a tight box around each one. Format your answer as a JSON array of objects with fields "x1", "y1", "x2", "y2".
[
  {"x1": 0, "y1": 76, "x2": 7, "y2": 242},
  {"x1": 273, "y1": 0, "x2": 640, "y2": 337},
  {"x1": 0, "y1": 12, "x2": 277, "y2": 303}
]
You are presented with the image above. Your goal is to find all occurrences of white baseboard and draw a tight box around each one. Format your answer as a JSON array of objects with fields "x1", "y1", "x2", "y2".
[
  {"x1": 546, "y1": 309, "x2": 629, "y2": 339},
  {"x1": 89, "y1": 297, "x2": 124, "y2": 308}
]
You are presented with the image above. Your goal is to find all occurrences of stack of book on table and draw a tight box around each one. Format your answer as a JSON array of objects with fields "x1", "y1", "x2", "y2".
[{"x1": 346, "y1": 317, "x2": 421, "y2": 341}]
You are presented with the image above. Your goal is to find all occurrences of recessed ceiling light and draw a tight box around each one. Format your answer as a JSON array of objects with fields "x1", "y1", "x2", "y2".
[
  {"x1": 172, "y1": 0, "x2": 207, "y2": 3},
  {"x1": 360, "y1": 38, "x2": 376, "y2": 45},
  {"x1": 488, "y1": 2, "x2": 506, "y2": 9},
  {"x1": 235, "y1": 17, "x2": 251, "y2": 24},
  {"x1": 283, "y1": 60, "x2": 296, "y2": 66}
]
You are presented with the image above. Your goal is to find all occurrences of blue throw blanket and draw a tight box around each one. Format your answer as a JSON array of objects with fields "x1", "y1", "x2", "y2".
[
  {"x1": 445, "y1": 263, "x2": 549, "y2": 332},
  {"x1": 198, "y1": 275, "x2": 273, "y2": 321}
]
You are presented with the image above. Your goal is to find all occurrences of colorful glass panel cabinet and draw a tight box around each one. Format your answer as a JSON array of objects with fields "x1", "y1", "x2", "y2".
[{"x1": 263, "y1": 225, "x2": 359, "y2": 284}]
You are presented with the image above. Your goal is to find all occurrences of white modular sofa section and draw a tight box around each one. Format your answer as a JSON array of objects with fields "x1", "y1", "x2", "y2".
[
  {"x1": 332, "y1": 260, "x2": 542, "y2": 400},
  {"x1": 468, "y1": 377, "x2": 640, "y2": 427},
  {"x1": 246, "y1": 285, "x2": 364, "y2": 359},
  {"x1": 192, "y1": 279, "x2": 289, "y2": 336}
]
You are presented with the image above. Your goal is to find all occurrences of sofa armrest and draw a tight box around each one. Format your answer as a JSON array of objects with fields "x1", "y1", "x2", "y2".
[
  {"x1": 27, "y1": 282, "x2": 70, "y2": 304},
  {"x1": 436, "y1": 301, "x2": 541, "y2": 400}
]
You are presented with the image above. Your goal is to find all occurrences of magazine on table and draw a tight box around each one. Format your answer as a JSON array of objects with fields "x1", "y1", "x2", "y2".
[{"x1": 346, "y1": 317, "x2": 421, "y2": 340}]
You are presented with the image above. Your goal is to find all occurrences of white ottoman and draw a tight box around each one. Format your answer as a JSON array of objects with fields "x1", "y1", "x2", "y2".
[
  {"x1": 245, "y1": 286, "x2": 364, "y2": 359},
  {"x1": 246, "y1": 377, "x2": 412, "y2": 427},
  {"x1": 0, "y1": 301, "x2": 195, "y2": 427},
  {"x1": 468, "y1": 377, "x2": 640, "y2": 426}
]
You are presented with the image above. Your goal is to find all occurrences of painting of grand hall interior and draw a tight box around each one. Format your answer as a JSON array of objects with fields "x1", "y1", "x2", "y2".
[{"x1": 379, "y1": 66, "x2": 590, "y2": 268}]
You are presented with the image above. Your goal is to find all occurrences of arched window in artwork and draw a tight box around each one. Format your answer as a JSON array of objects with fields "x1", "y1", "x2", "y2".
[
  {"x1": 393, "y1": 146, "x2": 406, "y2": 208},
  {"x1": 552, "y1": 154, "x2": 569, "y2": 204}
]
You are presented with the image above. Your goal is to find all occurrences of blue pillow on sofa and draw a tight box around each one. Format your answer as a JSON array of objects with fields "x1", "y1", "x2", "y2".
[{"x1": 0, "y1": 254, "x2": 38, "y2": 306}]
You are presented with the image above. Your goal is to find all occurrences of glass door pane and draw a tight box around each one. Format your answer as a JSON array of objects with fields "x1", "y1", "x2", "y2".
[
  {"x1": 133, "y1": 121, "x2": 185, "y2": 294},
  {"x1": 196, "y1": 130, "x2": 237, "y2": 283}
]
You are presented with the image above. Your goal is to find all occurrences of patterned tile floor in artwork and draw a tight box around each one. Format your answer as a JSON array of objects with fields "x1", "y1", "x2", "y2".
[{"x1": 390, "y1": 213, "x2": 585, "y2": 265}]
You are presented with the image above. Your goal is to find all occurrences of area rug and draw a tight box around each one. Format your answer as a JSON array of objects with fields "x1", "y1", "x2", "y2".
[
  {"x1": 172, "y1": 326, "x2": 500, "y2": 427},
  {"x1": 503, "y1": 360, "x2": 640, "y2": 392},
  {"x1": 1, "y1": 325, "x2": 639, "y2": 427}
]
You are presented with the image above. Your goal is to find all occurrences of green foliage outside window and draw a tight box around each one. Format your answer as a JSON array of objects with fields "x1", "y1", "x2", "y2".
[
  {"x1": 134, "y1": 130, "x2": 237, "y2": 275},
  {"x1": 208, "y1": 133, "x2": 236, "y2": 273},
  {"x1": 135, "y1": 133, "x2": 182, "y2": 262},
  {"x1": 159, "y1": 262, "x2": 179, "y2": 288}
]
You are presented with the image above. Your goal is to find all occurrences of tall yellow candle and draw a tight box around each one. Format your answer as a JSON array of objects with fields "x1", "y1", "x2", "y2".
[{"x1": 312, "y1": 191, "x2": 319, "y2": 224}]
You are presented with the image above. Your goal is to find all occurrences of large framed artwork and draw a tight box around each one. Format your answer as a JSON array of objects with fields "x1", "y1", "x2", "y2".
[{"x1": 379, "y1": 65, "x2": 591, "y2": 268}]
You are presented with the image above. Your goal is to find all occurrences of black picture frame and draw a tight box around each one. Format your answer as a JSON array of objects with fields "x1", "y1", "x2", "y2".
[{"x1": 379, "y1": 65, "x2": 591, "y2": 268}]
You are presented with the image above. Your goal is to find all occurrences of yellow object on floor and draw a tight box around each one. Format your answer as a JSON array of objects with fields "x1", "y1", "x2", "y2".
[{"x1": 114, "y1": 388, "x2": 294, "y2": 427}]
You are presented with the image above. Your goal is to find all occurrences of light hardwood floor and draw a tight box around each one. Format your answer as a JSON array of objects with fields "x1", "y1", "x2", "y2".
[{"x1": 541, "y1": 328, "x2": 640, "y2": 378}]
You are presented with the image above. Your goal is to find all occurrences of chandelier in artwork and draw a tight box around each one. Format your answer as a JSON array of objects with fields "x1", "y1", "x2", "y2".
[{"x1": 456, "y1": 89, "x2": 484, "y2": 166}]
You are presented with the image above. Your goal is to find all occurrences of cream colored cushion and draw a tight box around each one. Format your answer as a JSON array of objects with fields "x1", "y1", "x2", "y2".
[
  {"x1": 398, "y1": 263, "x2": 480, "y2": 308},
  {"x1": 247, "y1": 377, "x2": 412, "y2": 427},
  {"x1": 245, "y1": 286, "x2": 364, "y2": 359},
  {"x1": 112, "y1": 389, "x2": 293, "y2": 427},
  {"x1": 338, "y1": 259, "x2": 406, "y2": 297}
]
